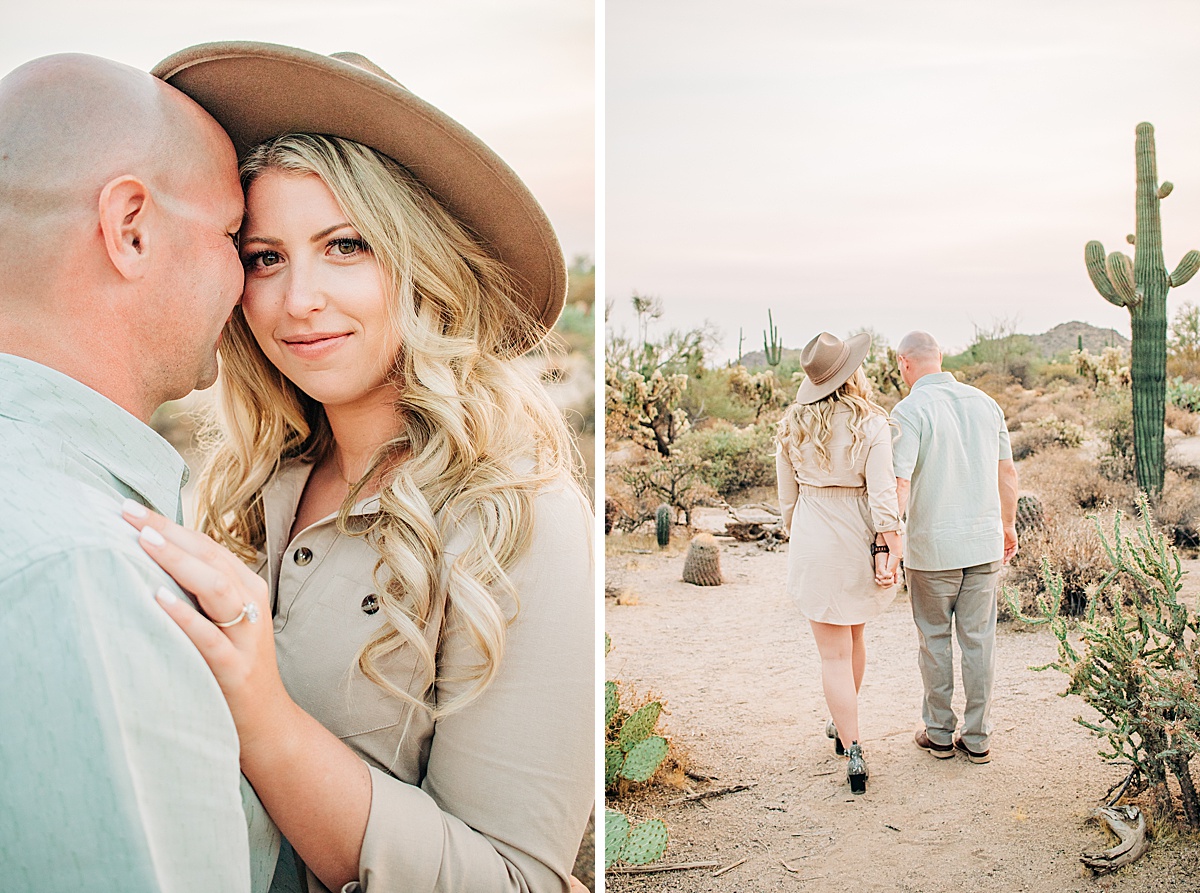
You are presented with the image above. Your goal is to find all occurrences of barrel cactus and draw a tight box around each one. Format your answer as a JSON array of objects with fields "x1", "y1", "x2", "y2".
[
  {"x1": 605, "y1": 808, "x2": 669, "y2": 868},
  {"x1": 682, "y1": 533, "x2": 723, "y2": 585},
  {"x1": 1084, "y1": 122, "x2": 1200, "y2": 495},
  {"x1": 1015, "y1": 495, "x2": 1045, "y2": 534},
  {"x1": 655, "y1": 503, "x2": 671, "y2": 548}
]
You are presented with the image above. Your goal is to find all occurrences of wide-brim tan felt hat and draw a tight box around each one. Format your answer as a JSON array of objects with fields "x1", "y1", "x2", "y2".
[
  {"x1": 152, "y1": 41, "x2": 565, "y2": 355},
  {"x1": 795, "y1": 332, "x2": 873, "y2": 405}
]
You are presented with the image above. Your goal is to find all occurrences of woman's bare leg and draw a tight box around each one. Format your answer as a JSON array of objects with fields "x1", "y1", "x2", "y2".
[
  {"x1": 851, "y1": 622, "x2": 867, "y2": 693},
  {"x1": 809, "y1": 620, "x2": 863, "y2": 745}
]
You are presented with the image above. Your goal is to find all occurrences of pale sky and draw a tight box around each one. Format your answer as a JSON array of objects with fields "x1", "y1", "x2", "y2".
[
  {"x1": 0, "y1": 0, "x2": 593, "y2": 261},
  {"x1": 606, "y1": 0, "x2": 1200, "y2": 359}
]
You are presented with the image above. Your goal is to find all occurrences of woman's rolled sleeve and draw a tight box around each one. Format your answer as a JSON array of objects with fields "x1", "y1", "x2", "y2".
[
  {"x1": 775, "y1": 444, "x2": 799, "y2": 531},
  {"x1": 350, "y1": 483, "x2": 594, "y2": 893},
  {"x1": 865, "y1": 422, "x2": 903, "y2": 533}
]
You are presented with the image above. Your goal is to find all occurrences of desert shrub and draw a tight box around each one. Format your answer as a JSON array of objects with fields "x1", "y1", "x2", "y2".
[
  {"x1": 1031, "y1": 415, "x2": 1085, "y2": 449},
  {"x1": 1017, "y1": 443, "x2": 1138, "y2": 516},
  {"x1": 1156, "y1": 469, "x2": 1200, "y2": 552},
  {"x1": 1036, "y1": 362, "x2": 1081, "y2": 386},
  {"x1": 681, "y1": 422, "x2": 776, "y2": 496},
  {"x1": 609, "y1": 442, "x2": 715, "y2": 529},
  {"x1": 1094, "y1": 386, "x2": 1136, "y2": 481},
  {"x1": 1005, "y1": 500, "x2": 1200, "y2": 828},
  {"x1": 1011, "y1": 424, "x2": 1063, "y2": 461},
  {"x1": 1001, "y1": 511, "x2": 1114, "y2": 618},
  {"x1": 1165, "y1": 402, "x2": 1199, "y2": 435}
]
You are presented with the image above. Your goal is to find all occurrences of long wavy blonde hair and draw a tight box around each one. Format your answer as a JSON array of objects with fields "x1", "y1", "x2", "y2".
[
  {"x1": 194, "y1": 133, "x2": 578, "y2": 719},
  {"x1": 775, "y1": 368, "x2": 887, "y2": 472}
]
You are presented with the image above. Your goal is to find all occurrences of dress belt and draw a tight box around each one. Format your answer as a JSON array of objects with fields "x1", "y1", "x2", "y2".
[{"x1": 797, "y1": 484, "x2": 867, "y2": 498}]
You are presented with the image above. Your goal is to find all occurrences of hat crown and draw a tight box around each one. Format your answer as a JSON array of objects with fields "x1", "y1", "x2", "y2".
[{"x1": 801, "y1": 332, "x2": 851, "y2": 385}]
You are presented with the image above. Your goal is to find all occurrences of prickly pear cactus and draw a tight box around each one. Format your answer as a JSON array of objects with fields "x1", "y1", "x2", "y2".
[
  {"x1": 655, "y1": 503, "x2": 671, "y2": 548},
  {"x1": 682, "y1": 533, "x2": 723, "y2": 586},
  {"x1": 1015, "y1": 495, "x2": 1045, "y2": 534},
  {"x1": 605, "y1": 809, "x2": 669, "y2": 868},
  {"x1": 1085, "y1": 122, "x2": 1200, "y2": 495}
]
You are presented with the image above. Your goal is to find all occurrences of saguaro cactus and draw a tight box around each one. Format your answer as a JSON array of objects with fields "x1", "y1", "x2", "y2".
[
  {"x1": 1085, "y1": 122, "x2": 1200, "y2": 495},
  {"x1": 763, "y1": 309, "x2": 783, "y2": 367}
]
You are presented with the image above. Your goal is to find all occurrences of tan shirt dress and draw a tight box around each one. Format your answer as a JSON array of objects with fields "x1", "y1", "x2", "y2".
[
  {"x1": 776, "y1": 408, "x2": 903, "y2": 624},
  {"x1": 258, "y1": 462, "x2": 594, "y2": 893}
]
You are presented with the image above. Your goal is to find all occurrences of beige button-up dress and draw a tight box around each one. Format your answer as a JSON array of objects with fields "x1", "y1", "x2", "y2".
[
  {"x1": 258, "y1": 462, "x2": 594, "y2": 893},
  {"x1": 776, "y1": 408, "x2": 902, "y2": 624}
]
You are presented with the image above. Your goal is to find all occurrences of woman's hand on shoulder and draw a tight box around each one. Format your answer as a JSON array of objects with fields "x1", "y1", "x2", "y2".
[{"x1": 120, "y1": 499, "x2": 289, "y2": 744}]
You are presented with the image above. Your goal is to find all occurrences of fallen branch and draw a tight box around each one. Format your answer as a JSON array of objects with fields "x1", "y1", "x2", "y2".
[
  {"x1": 668, "y1": 783, "x2": 756, "y2": 805},
  {"x1": 607, "y1": 861, "x2": 720, "y2": 875},
  {"x1": 1081, "y1": 805, "x2": 1151, "y2": 873},
  {"x1": 713, "y1": 858, "x2": 747, "y2": 877},
  {"x1": 1103, "y1": 768, "x2": 1138, "y2": 807}
]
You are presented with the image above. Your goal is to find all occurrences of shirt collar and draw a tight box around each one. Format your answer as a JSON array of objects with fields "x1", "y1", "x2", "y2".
[
  {"x1": 0, "y1": 354, "x2": 188, "y2": 519},
  {"x1": 910, "y1": 371, "x2": 956, "y2": 391}
]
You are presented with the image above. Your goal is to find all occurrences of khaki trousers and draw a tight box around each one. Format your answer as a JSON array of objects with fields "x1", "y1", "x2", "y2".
[{"x1": 906, "y1": 561, "x2": 1001, "y2": 752}]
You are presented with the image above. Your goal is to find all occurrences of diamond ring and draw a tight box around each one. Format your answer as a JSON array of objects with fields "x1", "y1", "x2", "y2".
[{"x1": 212, "y1": 602, "x2": 261, "y2": 628}]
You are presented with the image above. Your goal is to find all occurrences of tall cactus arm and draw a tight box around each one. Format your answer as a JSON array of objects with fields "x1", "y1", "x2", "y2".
[
  {"x1": 1106, "y1": 251, "x2": 1137, "y2": 305},
  {"x1": 1086, "y1": 241, "x2": 1123, "y2": 305},
  {"x1": 1158, "y1": 181, "x2": 1174, "y2": 199},
  {"x1": 1169, "y1": 249, "x2": 1200, "y2": 287}
]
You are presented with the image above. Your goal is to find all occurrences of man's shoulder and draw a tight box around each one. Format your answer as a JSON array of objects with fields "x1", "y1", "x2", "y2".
[{"x1": 0, "y1": 427, "x2": 152, "y2": 583}]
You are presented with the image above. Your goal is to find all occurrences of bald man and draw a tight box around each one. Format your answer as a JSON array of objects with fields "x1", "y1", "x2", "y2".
[
  {"x1": 892, "y1": 332, "x2": 1018, "y2": 766},
  {"x1": 0, "y1": 55, "x2": 276, "y2": 891}
]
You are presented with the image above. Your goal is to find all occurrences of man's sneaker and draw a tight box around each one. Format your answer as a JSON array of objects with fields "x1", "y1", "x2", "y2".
[
  {"x1": 954, "y1": 737, "x2": 991, "y2": 764},
  {"x1": 914, "y1": 729, "x2": 955, "y2": 759}
]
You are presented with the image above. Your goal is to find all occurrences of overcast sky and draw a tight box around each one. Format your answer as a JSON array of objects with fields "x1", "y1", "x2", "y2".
[
  {"x1": 0, "y1": 0, "x2": 593, "y2": 262},
  {"x1": 607, "y1": 0, "x2": 1200, "y2": 359}
]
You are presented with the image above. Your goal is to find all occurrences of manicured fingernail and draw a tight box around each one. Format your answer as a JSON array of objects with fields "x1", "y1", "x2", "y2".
[
  {"x1": 155, "y1": 586, "x2": 177, "y2": 605},
  {"x1": 140, "y1": 526, "x2": 165, "y2": 547},
  {"x1": 122, "y1": 498, "x2": 148, "y2": 518}
]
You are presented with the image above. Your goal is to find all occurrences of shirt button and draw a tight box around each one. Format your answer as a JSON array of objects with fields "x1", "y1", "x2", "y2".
[
  {"x1": 361, "y1": 594, "x2": 380, "y2": 615},
  {"x1": 293, "y1": 547, "x2": 313, "y2": 566}
]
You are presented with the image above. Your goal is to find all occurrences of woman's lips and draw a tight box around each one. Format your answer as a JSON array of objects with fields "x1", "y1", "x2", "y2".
[{"x1": 281, "y1": 333, "x2": 351, "y2": 359}]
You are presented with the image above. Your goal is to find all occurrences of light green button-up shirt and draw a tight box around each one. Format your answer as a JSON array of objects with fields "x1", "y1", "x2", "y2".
[
  {"x1": 891, "y1": 371, "x2": 1013, "y2": 572},
  {"x1": 0, "y1": 354, "x2": 277, "y2": 893}
]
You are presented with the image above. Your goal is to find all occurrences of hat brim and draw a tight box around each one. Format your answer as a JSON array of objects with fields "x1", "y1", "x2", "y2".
[
  {"x1": 795, "y1": 332, "x2": 874, "y2": 404},
  {"x1": 152, "y1": 41, "x2": 565, "y2": 355}
]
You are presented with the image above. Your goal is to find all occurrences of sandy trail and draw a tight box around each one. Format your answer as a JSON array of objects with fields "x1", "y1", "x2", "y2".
[{"x1": 605, "y1": 531, "x2": 1200, "y2": 893}]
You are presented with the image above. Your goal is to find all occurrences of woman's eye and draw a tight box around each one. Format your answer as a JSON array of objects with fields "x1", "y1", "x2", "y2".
[
  {"x1": 243, "y1": 251, "x2": 281, "y2": 270},
  {"x1": 330, "y1": 238, "x2": 368, "y2": 257}
]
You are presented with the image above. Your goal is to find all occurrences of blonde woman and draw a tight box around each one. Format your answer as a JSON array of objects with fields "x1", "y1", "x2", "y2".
[
  {"x1": 776, "y1": 332, "x2": 903, "y2": 795},
  {"x1": 120, "y1": 44, "x2": 593, "y2": 893}
]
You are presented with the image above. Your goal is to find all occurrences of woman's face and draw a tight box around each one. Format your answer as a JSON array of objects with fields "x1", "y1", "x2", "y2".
[{"x1": 239, "y1": 170, "x2": 400, "y2": 409}]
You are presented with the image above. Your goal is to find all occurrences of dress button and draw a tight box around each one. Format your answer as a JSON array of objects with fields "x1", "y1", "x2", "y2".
[
  {"x1": 293, "y1": 547, "x2": 313, "y2": 566},
  {"x1": 361, "y1": 594, "x2": 380, "y2": 615}
]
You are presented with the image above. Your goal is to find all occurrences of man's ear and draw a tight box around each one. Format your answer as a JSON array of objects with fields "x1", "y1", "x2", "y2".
[{"x1": 98, "y1": 175, "x2": 153, "y2": 280}]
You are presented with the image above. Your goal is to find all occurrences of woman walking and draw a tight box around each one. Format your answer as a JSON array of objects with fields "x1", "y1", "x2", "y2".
[{"x1": 776, "y1": 332, "x2": 903, "y2": 794}]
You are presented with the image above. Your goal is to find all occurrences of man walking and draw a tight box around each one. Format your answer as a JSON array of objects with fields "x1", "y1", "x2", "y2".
[
  {"x1": 0, "y1": 54, "x2": 275, "y2": 891},
  {"x1": 891, "y1": 331, "x2": 1018, "y2": 765}
]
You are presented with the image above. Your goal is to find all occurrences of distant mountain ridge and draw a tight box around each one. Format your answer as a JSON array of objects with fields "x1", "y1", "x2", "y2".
[
  {"x1": 738, "y1": 321, "x2": 1129, "y2": 369},
  {"x1": 1028, "y1": 321, "x2": 1129, "y2": 357}
]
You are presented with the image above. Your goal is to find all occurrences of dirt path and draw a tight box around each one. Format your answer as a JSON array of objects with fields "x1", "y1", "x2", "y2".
[{"x1": 605, "y1": 534, "x2": 1200, "y2": 893}]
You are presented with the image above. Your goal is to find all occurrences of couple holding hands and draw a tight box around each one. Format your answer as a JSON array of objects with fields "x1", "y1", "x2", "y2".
[
  {"x1": 776, "y1": 330, "x2": 1020, "y2": 795},
  {"x1": 0, "y1": 41, "x2": 591, "y2": 893}
]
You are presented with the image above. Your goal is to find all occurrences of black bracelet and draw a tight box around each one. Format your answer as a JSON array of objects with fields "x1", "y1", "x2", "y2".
[{"x1": 871, "y1": 542, "x2": 889, "y2": 556}]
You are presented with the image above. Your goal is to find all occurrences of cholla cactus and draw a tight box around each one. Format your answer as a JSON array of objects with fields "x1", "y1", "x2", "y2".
[
  {"x1": 682, "y1": 533, "x2": 723, "y2": 586},
  {"x1": 1084, "y1": 122, "x2": 1200, "y2": 494},
  {"x1": 1003, "y1": 496, "x2": 1200, "y2": 827},
  {"x1": 1074, "y1": 346, "x2": 1131, "y2": 389},
  {"x1": 729, "y1": 365, "x2": 785, "y2": 419},
  {"x1": 605, "y1": 362, "x2": 690, "y2": 456}
]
